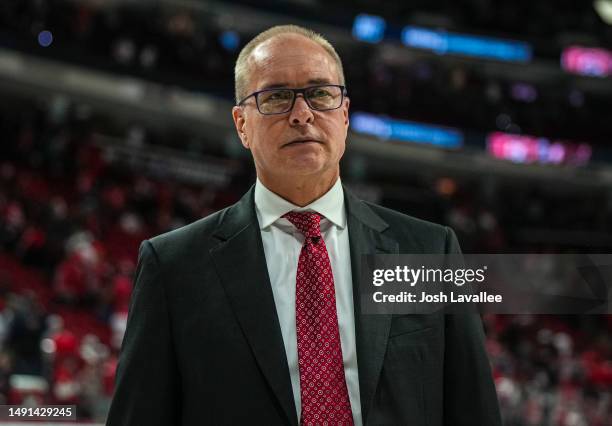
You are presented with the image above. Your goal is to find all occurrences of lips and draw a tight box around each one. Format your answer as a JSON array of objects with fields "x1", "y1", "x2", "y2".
[{"x1": 284, "y1": 138, "x2": 322, "y2": 147}]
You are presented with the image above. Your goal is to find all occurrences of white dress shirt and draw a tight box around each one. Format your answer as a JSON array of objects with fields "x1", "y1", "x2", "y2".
[{"x1": 254, "y1": 177, "x2": 363, "y2": 426}]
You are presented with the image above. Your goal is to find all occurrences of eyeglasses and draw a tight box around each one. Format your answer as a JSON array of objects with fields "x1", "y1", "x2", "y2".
[{"x1": 237, "y1": 84, "x2": 348, "y2": 115}]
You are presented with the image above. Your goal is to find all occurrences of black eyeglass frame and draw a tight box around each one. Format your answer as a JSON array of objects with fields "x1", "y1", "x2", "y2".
[{"x1": 236, "y1": 84, "x2": 348, "y2": 115}]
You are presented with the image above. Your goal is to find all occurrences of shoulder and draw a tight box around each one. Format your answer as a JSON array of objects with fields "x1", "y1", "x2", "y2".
[
  {"x1": 364, "y1": 201, "x2": 447, "y2": 234},
  {"x1": 360, "y1": 200, "x2": 458, "y2": 253},
  {"x1": 142, "y1": 205, "x2": 230, "y2": 263}
]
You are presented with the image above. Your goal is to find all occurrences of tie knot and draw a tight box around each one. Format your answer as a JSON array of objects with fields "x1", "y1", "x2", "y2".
[{"x1": 283, "y1": 211, "x2": 322, "y2": 239}]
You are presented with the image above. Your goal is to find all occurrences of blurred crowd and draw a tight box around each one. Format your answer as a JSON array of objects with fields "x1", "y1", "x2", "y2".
[
  {"x1": 485, "y1": 315, "x2": 612, "y2": 425},
  {"x1": 345, "y1": 56, "x2": 612, "y2": 147},
  {"x1": 0, "y1": 0, "x2": 236, "y2": 95},
  {"x1": 0, "y1": 94, "x2": 242, "y2": 420}
]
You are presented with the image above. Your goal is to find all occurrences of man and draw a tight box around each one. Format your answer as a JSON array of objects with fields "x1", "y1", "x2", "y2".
[{"x1": 106, "y1": 25, "x2": 502, "y2": 426}]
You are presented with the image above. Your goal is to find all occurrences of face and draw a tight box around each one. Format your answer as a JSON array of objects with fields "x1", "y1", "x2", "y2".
[{"x1": 232, "y1": 34, "x2": 350, "y2": 186}]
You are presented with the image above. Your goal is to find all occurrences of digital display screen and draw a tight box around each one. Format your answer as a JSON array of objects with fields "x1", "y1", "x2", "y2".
[
  {"x1": 401, "y1": 26, "x2": 532, "y2": 62},
  {"x1": 561, "y1": 45, "x2": 612, "y2": 77},
  {"x1": 351, "y1": 112, "x2": 464, "y2": 148},
  {"x1": 487, "y1": 132, "x2": 592, "y2": 166}
]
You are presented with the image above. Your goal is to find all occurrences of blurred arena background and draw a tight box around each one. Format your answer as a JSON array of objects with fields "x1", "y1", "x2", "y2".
[{"x1": 0, "y1": 0, "x2": 611, "y2": 424}]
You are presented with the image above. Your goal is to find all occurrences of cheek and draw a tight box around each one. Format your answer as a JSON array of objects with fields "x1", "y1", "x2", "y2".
[
  {"x1": 249, "y1": 121, "x2": 283, "y2": 158},
  {"x1": 330, "y1": 110, "x2": 348, "y2": 132},
  {"x1": 325, "y1": 118, "x2": 348, "y2": 148},
  {"x1": 335, "y1": 126, "x2": 348, "y2": 159},
  {"x1": 336, "y1": 140, "x2": 346, "y2": 159},
  {"x1": 244, "y1": 116, "x2": 265, "y2": 147},
  {"x1": 251, "y1": 117, "x2": 283, "y2": 144}
]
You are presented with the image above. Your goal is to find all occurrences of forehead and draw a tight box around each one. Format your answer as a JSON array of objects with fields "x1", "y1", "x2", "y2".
[{"x1": 248, "y1": 34, "x2": 339, "y2": 91}]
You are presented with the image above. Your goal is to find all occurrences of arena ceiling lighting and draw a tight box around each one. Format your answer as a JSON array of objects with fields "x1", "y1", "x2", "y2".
[
  {"x1": 352, "y1": 14, "x2": 386, "y2": 43},
  {"x1": 351, "y1": 15, "x2": 532, "y2": 63},
  {"x1": 401, "y1": 26, "x2": 532, "y2": 63},
  {"x1": 487, "y1": 132, "x2": 592, "y2": 166},
  {"x1": 351, "y1": 112, "x2": 464, "y2": 148},
  {"x1": 561, "y1": 45, "x2": 612, "y2": 77},
  {"x1": 594, "y1": 0, "x2": 612, "y2": 25}
]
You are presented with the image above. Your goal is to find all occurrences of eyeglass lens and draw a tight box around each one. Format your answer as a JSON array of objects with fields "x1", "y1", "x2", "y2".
[{"x1": 257, "y1": 85, "x2": 343, "y2": 114}]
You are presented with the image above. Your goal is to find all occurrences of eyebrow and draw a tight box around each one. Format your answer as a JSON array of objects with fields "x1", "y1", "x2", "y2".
[{"x1": 259, "y1": 78, "x2": 333, "y2": 90}]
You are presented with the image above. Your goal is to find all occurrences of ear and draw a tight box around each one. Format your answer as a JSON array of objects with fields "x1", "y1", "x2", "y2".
[
  {"x1": 343, "y1": 97, "x2": 350, "y2": 128},
  {"x1": 232, "y1": 106, "x2": 250, "y2": 149}
]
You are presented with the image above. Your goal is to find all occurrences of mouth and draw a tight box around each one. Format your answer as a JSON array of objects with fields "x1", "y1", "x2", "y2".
[{"x1": 283, "y1": 138, "x2": 323, "y2": 147}]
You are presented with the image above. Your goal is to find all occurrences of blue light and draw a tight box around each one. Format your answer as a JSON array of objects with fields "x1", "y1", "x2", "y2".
[
  {"x1": 351, "y1": 112, "x2": 463, "y2": 148},
  {"x1": 352, "y1": 14, "x2": 386, "y2": 43},
  {"x1": 402, "y1": 26, "x2": 532, "y2": 63},
  {"x1": 401, "y1": 27, "x2": 448, "y2": 54},
  {"x1": 219, "y1": 31, "x2": 240, "y2": 52},
  {"x1": 38, "y1": 30, "x2": 53, "y2": 47}
]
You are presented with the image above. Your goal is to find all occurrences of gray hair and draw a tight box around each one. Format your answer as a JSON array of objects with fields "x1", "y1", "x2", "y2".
[{"x1": 234, "y1": 25, "x2": 345, "y2": 104}]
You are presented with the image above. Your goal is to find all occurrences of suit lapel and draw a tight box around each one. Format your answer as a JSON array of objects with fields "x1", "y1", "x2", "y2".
[
  {"x1": 344, "y1": 186, "x2": 399, "y2": 426},
  {"x1": 209, "y1": 186, "x2": 299, "y2": 426},
  {"x1": 208, "y1": 183, "x2": 402, "y2": 426}
]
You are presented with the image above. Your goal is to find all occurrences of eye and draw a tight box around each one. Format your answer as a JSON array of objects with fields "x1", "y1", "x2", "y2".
[
  {"x1": 308, "y1": 88, "x2": 331, "y2": 98},
  {"x1": 262, "y1": 90, "x2": 292, "y2": 102}
]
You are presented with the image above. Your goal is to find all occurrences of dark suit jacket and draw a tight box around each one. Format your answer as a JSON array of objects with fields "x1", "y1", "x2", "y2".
[{"x1": 106, "y1": 184, "x2": 502, "y2": 426}]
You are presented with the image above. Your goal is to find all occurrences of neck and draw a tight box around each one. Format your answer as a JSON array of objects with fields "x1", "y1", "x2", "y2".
[{"x1": 258, "y1": 169, "x2": 339, "y2": 207}]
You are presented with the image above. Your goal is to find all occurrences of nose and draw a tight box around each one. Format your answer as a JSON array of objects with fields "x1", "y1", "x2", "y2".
[{"x1": 289, "y1": 94, "x2": 314, "y2": 126}]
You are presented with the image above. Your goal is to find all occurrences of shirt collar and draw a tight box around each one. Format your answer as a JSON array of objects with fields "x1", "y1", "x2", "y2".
[{"x1": 254, "y1": 176, "x2": 346, "y2": 230}]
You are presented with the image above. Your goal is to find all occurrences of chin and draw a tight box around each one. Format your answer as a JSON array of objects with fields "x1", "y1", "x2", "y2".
[{"x1": 289, "y1": 157, "x2": 328, "y2": 172}]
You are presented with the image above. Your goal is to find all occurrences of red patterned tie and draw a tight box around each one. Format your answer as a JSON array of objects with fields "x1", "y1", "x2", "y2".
[{"x1": 283, "y1": 211, "x2": 354, "y2": 426}]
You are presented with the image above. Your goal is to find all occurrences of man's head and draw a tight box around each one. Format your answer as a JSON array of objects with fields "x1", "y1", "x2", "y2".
[{"x1": 232, "y1": 25, "x2": 350, "y2": 188}]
